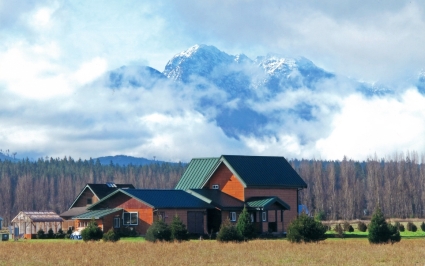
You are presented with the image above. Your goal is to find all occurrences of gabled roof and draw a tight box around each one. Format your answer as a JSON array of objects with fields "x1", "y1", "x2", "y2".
[
  {"x1": 175, "y1": 158, "x2": 219, "y2": 190},
  {"x1": 72, "y1": 208, "x2": 122, "y2": 220},
  {"x1": 60, "y1": 207, "x2": 88, "y2": 219},
  {"x1": 11, "y1": 211, "x2": 63, "y2": 223},
  {"x1": 200, "y1": 155, "x2": 307, "y2": 188},
  {"x1": 68, "y1": 183, "x2": 135, "y2": 209},
  {"x1": 186, "y1": 189, "x2": 244, "y2": 210},
  {"x1": 245, "y1": 196, "x2": 290, "y2": 210},
  {"x1": 89, "y1": 189, "x2": 214, "y2": 210}
]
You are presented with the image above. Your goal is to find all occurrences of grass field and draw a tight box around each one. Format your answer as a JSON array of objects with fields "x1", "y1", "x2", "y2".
[{"x1": 1, "y1": 238, "x2": 425, "y2": 265}]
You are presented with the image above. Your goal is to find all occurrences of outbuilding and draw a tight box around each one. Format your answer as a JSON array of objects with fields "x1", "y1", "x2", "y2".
[{"x1": 11, "y1": 211, "x2": 63, "y2": 239}]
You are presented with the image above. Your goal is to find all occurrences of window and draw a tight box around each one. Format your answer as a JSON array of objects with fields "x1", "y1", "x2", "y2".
[
  {"x1": 262, "y1": 211, "x2": 267, "y2": 222},
  {"x1": 212, "y1": 184, "x2": 219, "y2": 189},
  {"x1": 86, "y1": 198, "x2": 92, "y2": 205},
  {"x1": 230, "y1": 212, "x2": 237, "y2": 221},
  {"x1": 123, "y1": 212, "x2": 138, "y2": 225},
  {"x1": 157, "y1": 212, "x2": 165, "y2": 221},
  {"x1": 113, "y1": 217, "x2": 120, "y2": 228},
  {"x1": 250, "y1": 213, "x2": 255, "y2": 223}
]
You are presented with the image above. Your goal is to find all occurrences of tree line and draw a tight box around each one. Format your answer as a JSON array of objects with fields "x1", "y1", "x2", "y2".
[
  {"x1": 1, "y1": 152, "x2": 425, "y2": 225},
  {"x1": 293, "y1": 151, "x2": 425, "y2": 221},
  {"x1": 0, "y1": 157, "x2": 185, "y2": 225}
]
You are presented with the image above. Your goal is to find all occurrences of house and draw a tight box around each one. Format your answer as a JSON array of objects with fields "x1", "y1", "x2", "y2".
[
  {"x1": 73, "y1": 189, "x2": 214, "y2": 234},
  {"x1": 11, "y1": 211, "x2": 63, "y2": 239},
  {"x1": 0, "y1": 216, "x2": 3, "y2": 229},
  {"x1": 64, "y1": 155, "x2": 307, "y2": 236},
  {"x1": 60, "y1": 182, "x2": 134, "y2": 229},
  {"x1": 176, "y1": 155, "x2": 307, "y2": 233}
]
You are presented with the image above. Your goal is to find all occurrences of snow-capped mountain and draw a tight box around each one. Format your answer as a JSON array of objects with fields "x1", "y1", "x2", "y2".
[{"x1": 98, "y1": 44, "x2": 422, "y2": 139}]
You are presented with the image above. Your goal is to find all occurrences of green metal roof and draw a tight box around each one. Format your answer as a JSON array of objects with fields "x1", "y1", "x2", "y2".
[
  {"x1": 245, "y1": 197, "x2": 290, "y2": 210},
  {"x1": 175, "y1": 157, "x2": 219, "y2": 189},
  {"x1": 187, "y1": 189, "x2": 244, "y2": 210},
  {"x1": 72, "y1": 208, "x2": 122, "y2": 219}
]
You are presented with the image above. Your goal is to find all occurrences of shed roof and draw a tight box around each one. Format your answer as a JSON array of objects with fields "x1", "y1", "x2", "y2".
[
  {"x1": 245, "y1": 197, "x2": 290, "y2": 210},
  {"x1": 89, "y1": 189, "x2": 214, "y2": 210},
  {"x1": 186, "y1": 189, "x2": 244, "y2": 210},
  {"x1": 175, "y1": 158, "x2": 219, "y2": 190},
  {"x1": 11, "y1": 211, "x2": 63, "y2": 223},
  {"x1": 72, "y1": 208, "x2": 122, "y2": 220}
]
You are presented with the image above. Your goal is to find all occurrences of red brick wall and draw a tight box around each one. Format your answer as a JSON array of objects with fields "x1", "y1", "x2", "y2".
[
  {"x1": 245, "y1": 188, "x2": 297, "y2": 232},
  {"x1": 204, "y1": 163, "x2": 244, "y2": 201}
]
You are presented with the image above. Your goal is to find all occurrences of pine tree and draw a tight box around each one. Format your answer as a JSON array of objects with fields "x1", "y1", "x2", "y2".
[
  {"x1": 170, "y1": 214, "x2": 189, "y2": 242},
  {"x1": 287, "y1": 213, "x2": 327, "y2": 243},
  {"x1": 236, "y1": 207, "x2": 256, "y2": 241},
  {"x1": 145, "y1": 219, "x2": 171, "y2": 242},
  {"x1": 216, "y1": 218, "x2": 242, "y2": 242},
  {"x1": 81, "y1": 219, "x2": 103, "y2": 241},
  {"x1": 368, "y1": 207, "x2": 393, "y2": 244}
]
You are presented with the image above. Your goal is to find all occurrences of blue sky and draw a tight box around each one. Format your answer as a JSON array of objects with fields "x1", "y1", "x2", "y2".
[{"x1": 0, "y1": 0, "x2": 425, "y2": 162}]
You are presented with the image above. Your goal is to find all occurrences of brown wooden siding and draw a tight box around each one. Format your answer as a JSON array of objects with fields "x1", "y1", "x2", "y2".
[
  {"x1": 73, "y1": 188, "x2": 98, "y2": 207},
  {"x1": 204, "y1": 163, "x2": 244, "y2": 201},
  {"x1": 245, "y1": 188, "x2": 297, "y2": 232},
  {"x1": 155, "y1": 209, "x2": 207, "y2": 235}
]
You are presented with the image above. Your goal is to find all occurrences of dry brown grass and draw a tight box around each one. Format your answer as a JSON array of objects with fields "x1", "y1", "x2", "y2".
[{"x1": 1, "y1": 239, "x2": 425, "y2": 265}]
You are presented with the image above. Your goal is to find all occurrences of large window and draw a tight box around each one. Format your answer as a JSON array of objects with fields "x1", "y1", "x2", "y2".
[
  {"x1": 123, "y1": 212, "x2": 138, "y2": 225},
  {"x1": 113, "y1": 217, "x2": 120, "y2": 228}
]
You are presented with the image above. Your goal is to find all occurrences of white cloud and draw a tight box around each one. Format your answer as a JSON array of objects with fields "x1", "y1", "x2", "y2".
[
  {"x1": 74, "y1": 57, "x2": 107, "y2": 85},
  {"x1": 316, "y1": 89, "x2": 425, "y2": 160}
]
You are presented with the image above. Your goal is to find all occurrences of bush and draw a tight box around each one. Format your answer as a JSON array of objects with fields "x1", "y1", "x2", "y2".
[
  {"x1": 314, "y1": 210, "x2": 326, "y2": 221},
  {"x1": 406, "y1": 222, "x2": 417, "y2": 232},
  {"x1": 388, "y1": 224, "x2": 401, "y2": 243},
  {"x1": 348, "y1": 225, "x2": 354, "y2": 232},
  {"x1": 170, "y1": 214, "x2": 189, "y2": 242},
  {"x1": 287, "y1": 213, "x2": 327, "y2": 243},
  {"x1": 398, "y1": 224, "x2": 405, "y2": 232},
  {"x1": 421, "y1": 222, "x2": 425, "y2": 232},
  {"x1": 343, "y1": 221, "x2": 351, "y2": 232},
  {"x1": 81, "y1": 219, "x2": 103, "y2": 241},
  {"x1": 55, "y1": 228, "x2": 65, "y2": 239},
  {"x1": 236, "y1": 207, "x2": 256, "y2": 241},
  {"x1": 216, "y1": 218, "x2": 242, "y2": 242},
  {"x1": 103, "y1": 228, "x2": 120, "y2": 242},
  {"x1": 334, "y1": 224, "x2": 344, "y2": 238},
  {"x1": 36, "y1": 229, "x2": 45, "y2": 239},
  {"x1": 145, "y1": 220, "x2": 171, "y2": 242},
  {"x1": 357, "y1": 221, "x2": 367, "y2": 232},
  {"x1": 118, "y1": 227, "x2": 138, "y2": 237},
  {"x1": 47, "y1": 228, "x2": 54, "y2": 239},
  {"x1": 368, "y1": 207, "x2": 395, "y2": 244}
]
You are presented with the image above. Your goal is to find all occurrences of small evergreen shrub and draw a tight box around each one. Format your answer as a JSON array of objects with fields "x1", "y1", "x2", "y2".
[
  {"x1": 236, "y1": 207, "x2": 256, "y2": 241},
  {"x1": 357, "y1": 221, "x2": 367, "y2": 232},
  {"x1": 81, "y1": 219, "x2": 103, "y2": 241},
  {"x1": 334, "y1": 224, "x2": 344, "y2": 238},
  {"x1": 348, "y1": 225, "x2": 354, "y2": 232},
  {"x1": 421, "y1": 222, "x2": 425, "y2": 232},
  {"x1": 36, "y1": 229, "x2": 45, "y2": 239},
  {"x1": 47, "y1": 228, "x2": 54, "y2": 239},
  {"x1": 314, "y1": 210, "x2": 326, "y2": 221},
  {"x1": 216, "y1": 218, "x2": 242, "y2": 242},
  {"x1": 399, "y1": 223, "x2": 405, "y2": 232},
  {"x1": 103, "y1": 228, "x2": 120, "y2": 242},
  {"x1": 406, "y1": 222, "x2": 417, "y2": 232},
  {"x1": 287, "y1": 213, "x2": 327, "y2": 243},
  {"x1": 170, "y1": 214, "x2": 189, "y2": 242},
  {"x1": 368, "y1": 207, "x2": 396, "y2": 244},
  {"x1": 55, "y1": 228, "x2": 65, "y2": 239},
  {"x1": 388, "y1": 224, "x2": 401, "y2": 243},
  {"x1": 145, "y1": 220, "x2": 171, "y2": 242}
]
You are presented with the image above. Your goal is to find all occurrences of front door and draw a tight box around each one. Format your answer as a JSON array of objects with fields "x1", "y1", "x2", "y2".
[{"x1": 187, "y1": 211, "x2": 204, "y2": 235}]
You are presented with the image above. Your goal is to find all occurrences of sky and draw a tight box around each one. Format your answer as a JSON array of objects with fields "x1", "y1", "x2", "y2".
[{"x1": 0, "y1": 0, "x2": 424, "y2": 162}]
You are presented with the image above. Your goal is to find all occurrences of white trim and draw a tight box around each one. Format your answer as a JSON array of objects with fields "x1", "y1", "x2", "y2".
[{"x1": 212, "y1": 184, "x2": 219, "y2": 189}]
